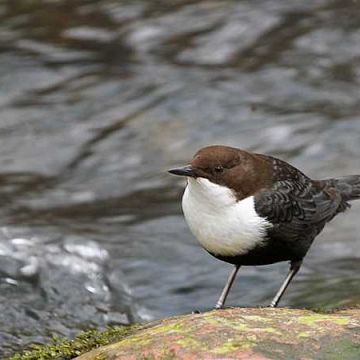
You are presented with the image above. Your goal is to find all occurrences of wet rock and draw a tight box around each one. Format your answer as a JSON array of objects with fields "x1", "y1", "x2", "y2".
[
  {"x1": 76, "y1": 307, "x2": 360, "y2": 360},
  {"x1": 0, "y1": 230, "x2": 139, "y2": 357}
]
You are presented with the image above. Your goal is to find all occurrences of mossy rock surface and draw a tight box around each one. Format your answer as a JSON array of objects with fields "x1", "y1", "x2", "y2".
[
  {"x1": 76, "y1": 307, "x2": 360, "y2": 360},
  {"x1": 7, "y1": 326, "x2": 138, "y2": 360}
]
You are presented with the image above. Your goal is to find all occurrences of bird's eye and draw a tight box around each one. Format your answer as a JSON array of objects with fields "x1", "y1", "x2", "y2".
[{"x1": 214, "y1": 166, "x2": 224, "y2": 173}]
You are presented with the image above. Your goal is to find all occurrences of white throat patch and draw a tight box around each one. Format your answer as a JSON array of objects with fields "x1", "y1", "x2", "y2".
[{"x1": 182, "y1": 177, "x2": 272, "y2": 257}]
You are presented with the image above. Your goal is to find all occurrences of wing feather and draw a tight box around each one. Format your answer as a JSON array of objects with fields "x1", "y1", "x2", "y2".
[{"x1": 255, "y1": 179, "x2": 342, "y2": 242}]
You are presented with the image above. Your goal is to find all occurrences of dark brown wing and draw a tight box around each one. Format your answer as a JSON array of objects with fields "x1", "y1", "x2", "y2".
[{"x1": 254, "y1": 178, "x2": 342, "y2": 252}]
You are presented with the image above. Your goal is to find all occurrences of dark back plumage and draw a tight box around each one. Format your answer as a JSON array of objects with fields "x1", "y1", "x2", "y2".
[{"x1": 252, "y1": 157, "x2": 359, "y2": 262}]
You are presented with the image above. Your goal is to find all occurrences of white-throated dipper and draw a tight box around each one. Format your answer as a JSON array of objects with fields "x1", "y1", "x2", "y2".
[{"x1": 169, "y1": 145, "x2": 360, "y2": 308}]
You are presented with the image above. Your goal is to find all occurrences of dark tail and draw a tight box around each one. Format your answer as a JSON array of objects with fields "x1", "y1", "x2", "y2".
[{"x1": 326, "y1": 175, "x2": 360, "y2": 202}]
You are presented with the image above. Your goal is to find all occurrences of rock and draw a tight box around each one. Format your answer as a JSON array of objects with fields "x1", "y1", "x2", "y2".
[{"x1": 75, "y1": 307, "x2": 360, "y2": 359}]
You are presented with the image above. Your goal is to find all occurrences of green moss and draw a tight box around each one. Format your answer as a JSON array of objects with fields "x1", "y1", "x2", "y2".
[
  {"x1": 243, "y1": 315, "x2": 272, "y2": 322},
  {"x1": 211, "y1": 340, "x2": 245, "y2": 355},
  {"x1": 297, "y1": 314, "x2": 350, "y2": 326},
  {"x1": 175, "y1": 337, "x2": 201, "y2": 349},
  {"x1": 94, "y1": 355, "x2": 106, "y2": 360},
  {"x1": 297, "y1": 331, "x2": 311, "y2": 338},
  {"x1": 258, "y1": 327, "x2": 279, "y2": 334},
  {"x1": 111, "y1": 335, "x2": 152, "y2": 349},
  {"x1": 7, "y1": 325, "x2": 138, "y2": 360},
  {"x1": 146, "y1": 321, "x2": 185, "y2": 335}
]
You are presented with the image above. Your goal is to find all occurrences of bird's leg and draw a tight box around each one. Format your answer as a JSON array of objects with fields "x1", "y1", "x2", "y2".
[
  {"x1": 215, "y1": 264, "x2": 241, "y2": 309},
  {"x1": 269, "y1": 260, "x2": 302, "y2": 308}
]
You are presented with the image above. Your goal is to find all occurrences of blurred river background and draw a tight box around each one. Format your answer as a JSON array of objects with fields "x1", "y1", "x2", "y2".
[{"x1": 0, "y1": 0, "x2": 359, "y2": 356}]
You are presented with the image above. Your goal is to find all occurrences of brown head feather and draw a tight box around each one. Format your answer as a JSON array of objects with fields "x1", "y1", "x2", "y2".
[{"x1": 190, "y1": 145, "x2": 274, "y2": 200}]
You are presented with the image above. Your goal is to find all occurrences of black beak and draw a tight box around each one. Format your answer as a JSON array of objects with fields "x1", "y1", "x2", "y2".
[{"x1": 168, "y1": 165, "x2": 195, "y2": 177}]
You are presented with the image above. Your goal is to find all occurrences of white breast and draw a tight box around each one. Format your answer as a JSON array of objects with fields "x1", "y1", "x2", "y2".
[{"x1": 182, "y1": 177, "x2": 272, "y2": 257}]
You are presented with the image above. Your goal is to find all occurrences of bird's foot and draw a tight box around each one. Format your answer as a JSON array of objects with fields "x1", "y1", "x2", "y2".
[{"x1": 191, "y1": 309, "x2": 201, "y2": 314}]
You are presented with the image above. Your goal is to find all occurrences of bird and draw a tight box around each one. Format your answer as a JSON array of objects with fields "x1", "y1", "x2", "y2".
[{"x1": 169, "y1": 145, "x2": 360, "y2": 309}]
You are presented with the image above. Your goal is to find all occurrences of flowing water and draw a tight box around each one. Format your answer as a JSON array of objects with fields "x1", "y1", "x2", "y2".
[{"x1": 0, "y1": 0, "x2": 360, "y2": 356}]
